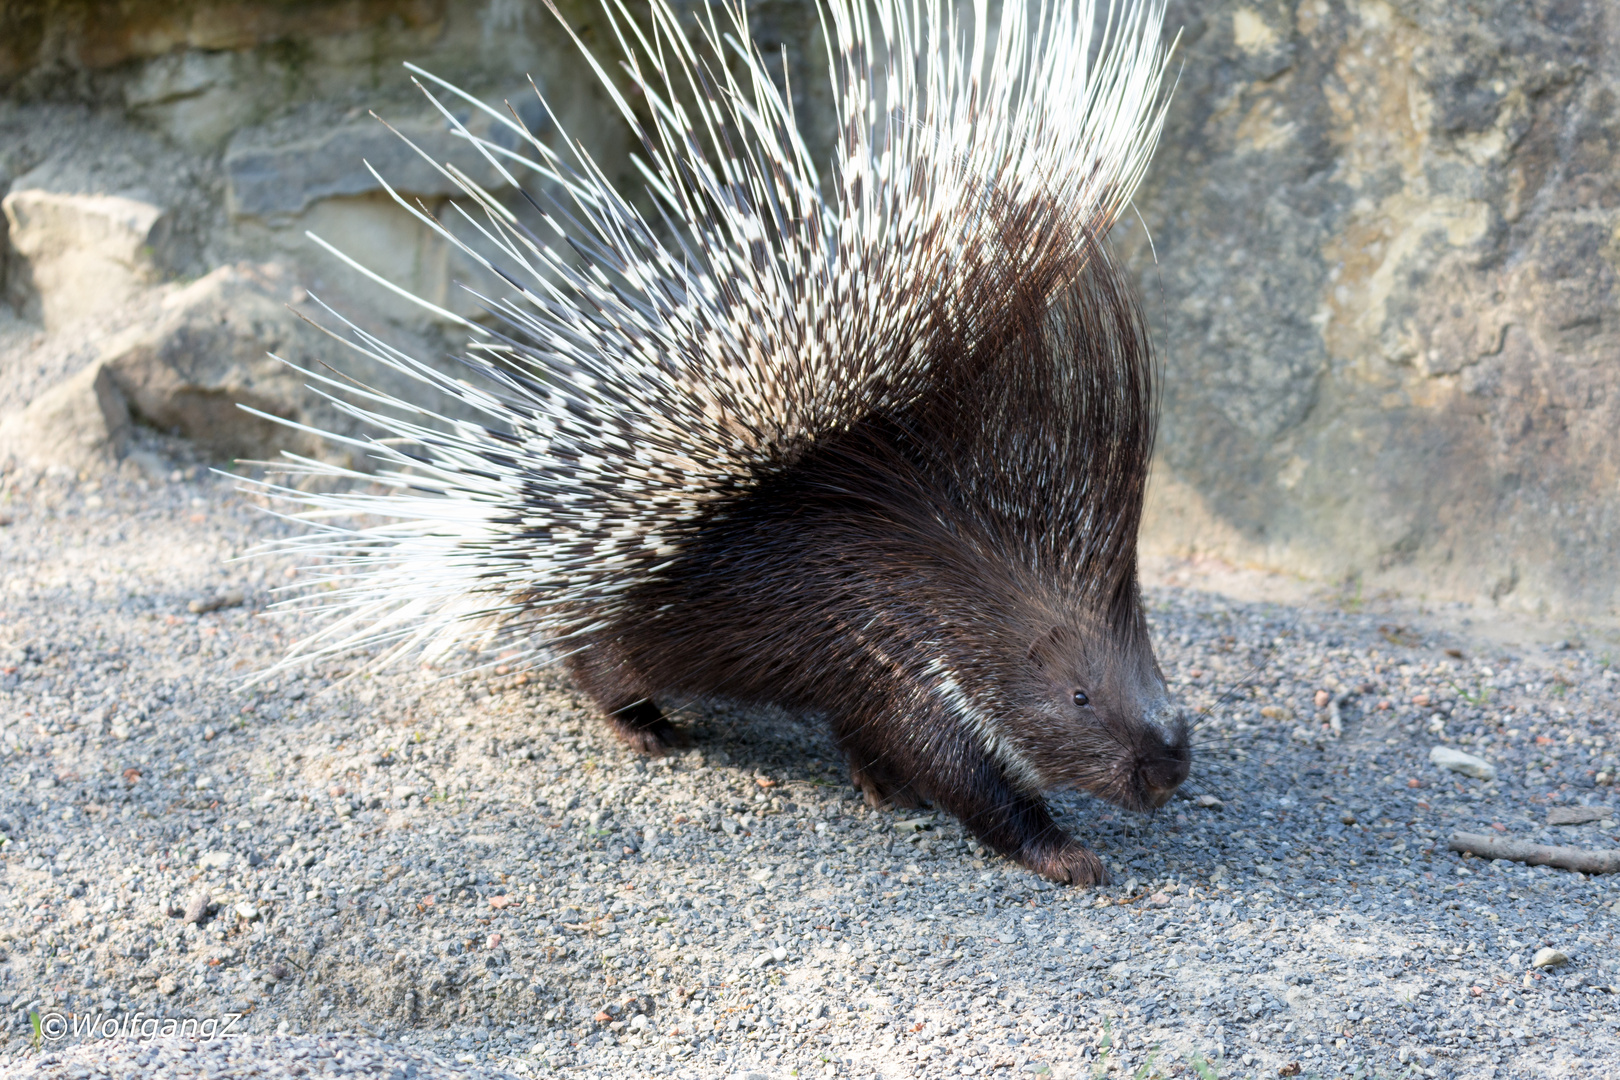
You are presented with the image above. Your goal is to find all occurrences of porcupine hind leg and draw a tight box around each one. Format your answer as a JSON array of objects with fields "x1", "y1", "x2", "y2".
[
  {"x1": 839, "y1": 719, "x2": 1105, "y2": 885},
  {"x1": 562, "y1": 644, "x2": 689, "y2": 755},
  {"x1": 847, "y1": 755, "x2": 930, "y2": 811}
]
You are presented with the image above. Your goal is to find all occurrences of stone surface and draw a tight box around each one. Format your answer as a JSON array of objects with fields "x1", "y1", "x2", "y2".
[
  {"x1": 1130, "y1": 0, "x2": 1620, "y2": 618},
  {"x1": 0, "y1": 359, "x2": 130, "y2": 471},
  {"x1": 0, "y1": 189, "x2": 171, "y2": 326},
  {"x1": 0, "y1": 2, "x2": 450, "y2": 112},
  {"x1": 1428, "y1": 745, "x2": 1497, "y2": 781},
  {"x1": 0, "y1": 0, "x2": 646, "y2": 454},
  {"x1": 2, "y1": 487, "x2": 1618, "y2": 1074},
  {"x1": 225, "y1": 116, "x2": 530, "y2": 219},
  {"x1": 92, "y1": 261, "x2": 463, "y2": 464},
  {"x1": 4, "y1": 1034, "x2": 529, "y2": 1080}
]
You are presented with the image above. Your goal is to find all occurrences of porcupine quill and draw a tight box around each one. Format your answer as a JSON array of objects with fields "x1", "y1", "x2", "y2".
[{"x1": 248, "y1": 0, "x2": 1188, "y2": 883}]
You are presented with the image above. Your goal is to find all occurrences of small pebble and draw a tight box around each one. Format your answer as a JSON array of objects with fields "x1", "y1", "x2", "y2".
[
  {"x1": 197, "y1": 850, "x2": 233, "y2": 870},
  {"x1": 182, "y1": 892, "x2": 211, "y2": 924},
  {"x1": 1547, "y1": 806, "x2": 1608, "y2": 826},
  {"x1": 1428, "y1": 745, "x2": 1497, "y2": 780},
  {"x1": 1532, "y1": 947, "x2": 1570, "y2": 969},
  {"x1": 187, "y1": 589, "x2": 245, "y2": 615}
]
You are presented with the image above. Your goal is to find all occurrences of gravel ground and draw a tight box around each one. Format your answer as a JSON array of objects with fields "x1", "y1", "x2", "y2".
[{"x1": 1, "y1": 435, "x2": 1618, "y2": 1080}]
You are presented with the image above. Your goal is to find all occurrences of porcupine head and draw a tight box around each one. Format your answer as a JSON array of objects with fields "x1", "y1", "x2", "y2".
[{"x1": 252, "y1": 0, "x2": 1188, "y2": 884}]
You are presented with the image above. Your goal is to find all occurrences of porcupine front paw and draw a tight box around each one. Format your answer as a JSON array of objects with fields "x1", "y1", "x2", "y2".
[
  {"x1": 1016, "y1": 836, "x2": 1108, "y2": 886},
  {"x1": 923, "y1": 756, "x2": 1107, "y2": 886},
  {"x1": 605, "y1": 700, "x2": 691, "y2": 757}
]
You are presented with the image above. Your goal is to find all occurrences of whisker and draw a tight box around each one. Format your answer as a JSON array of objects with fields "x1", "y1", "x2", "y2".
[
  {"x1": 1183, "y1": 654, "x2": 1272, "y2": 733},
  {"x1": 1187, "y1": 756, "x2": 1240, "y2": 778}
]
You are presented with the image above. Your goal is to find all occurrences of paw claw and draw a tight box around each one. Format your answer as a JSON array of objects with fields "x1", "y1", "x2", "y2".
[
  {"x1": 616, "y1": 720, "x2": 689, "y2": 757},
  {"x1": 1024, "y1": 842, "x2": 1107, "y2": 886},
  {"x1": 603, "y1": 699, "x2": 689, "y2": 756}
]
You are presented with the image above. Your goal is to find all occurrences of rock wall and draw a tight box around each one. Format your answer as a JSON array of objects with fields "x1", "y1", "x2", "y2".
[
  {"x1": 1, "y1": 0, "x2": 1615, "y2": 616},
  {"x1": 1126, "y1": 0, "x2": 1619, "y2": 618}
]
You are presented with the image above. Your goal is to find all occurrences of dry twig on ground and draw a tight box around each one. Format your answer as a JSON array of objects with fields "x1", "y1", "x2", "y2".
[{"x1": 1449, "y1": 831, "x2": 1620, "y2": 874}]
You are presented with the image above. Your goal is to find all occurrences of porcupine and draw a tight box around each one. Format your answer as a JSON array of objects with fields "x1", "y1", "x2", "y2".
[{"x1": 259, "y1": 0, "x2": 1189, "y2": 883}]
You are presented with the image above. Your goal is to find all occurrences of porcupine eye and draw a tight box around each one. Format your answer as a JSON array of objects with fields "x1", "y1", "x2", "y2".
[{"x1": 1072, "y1": 690, "x2": 1090, "y2": 708}]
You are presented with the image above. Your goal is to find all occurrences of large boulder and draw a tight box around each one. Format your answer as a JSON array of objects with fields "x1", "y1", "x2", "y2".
[
  {"x1": 94, "y1": 260, "x2": 456, "y2": 466},
  {"x1": 0, "y1": 360, "x2": 130, "y2": 473},
  {"x1": 0, "y1": 189, "x2": 172, "y2": 328}
]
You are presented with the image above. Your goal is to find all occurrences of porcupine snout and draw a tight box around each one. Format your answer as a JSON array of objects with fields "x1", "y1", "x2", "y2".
[{"x1": 1135, "y1": 711, "x2": 1191, "y2": 809}]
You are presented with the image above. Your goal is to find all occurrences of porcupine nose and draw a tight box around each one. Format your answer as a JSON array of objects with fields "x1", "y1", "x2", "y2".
[{"x1": 1140, "y1": 741, "x2": 1191, "y2": 809}]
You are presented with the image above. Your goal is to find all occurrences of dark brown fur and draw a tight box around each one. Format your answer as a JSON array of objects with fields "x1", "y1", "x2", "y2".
[{"x1": 558, "y1": 221, "x2": 1189, "y2": 884}]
